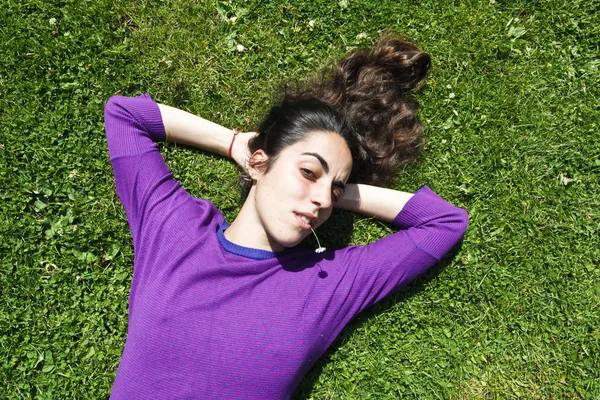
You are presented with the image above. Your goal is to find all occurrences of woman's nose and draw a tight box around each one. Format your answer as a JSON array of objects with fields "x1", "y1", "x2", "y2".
[{"x1": 311, "y1": 183, "x2": 332, "y2": 209}]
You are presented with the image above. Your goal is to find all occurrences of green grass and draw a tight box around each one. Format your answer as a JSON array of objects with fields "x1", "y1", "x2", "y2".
[{"x1": 1, "y1": 0, "x2": 599, "y2": 398}]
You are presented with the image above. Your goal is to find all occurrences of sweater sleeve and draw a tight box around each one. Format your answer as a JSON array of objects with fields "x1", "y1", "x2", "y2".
[
  {"x1": 321, "y1": 186, "x2": 468, "y2": 338},
  {"x1": 104, "y1": 94, "x2": 167, "y2": 159},
  {"x1": 104, "y1": 94, "x2": 213, "y2": 246}
]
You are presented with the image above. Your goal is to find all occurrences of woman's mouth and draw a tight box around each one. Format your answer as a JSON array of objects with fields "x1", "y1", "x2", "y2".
[{"x1": 294, "y1": 212, "x2": 312, "y2": 230}]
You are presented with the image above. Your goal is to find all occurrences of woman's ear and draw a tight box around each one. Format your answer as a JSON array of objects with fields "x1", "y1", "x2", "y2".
[{"x1": 247, "y1": 149, "x2": 269, "y2": 179}]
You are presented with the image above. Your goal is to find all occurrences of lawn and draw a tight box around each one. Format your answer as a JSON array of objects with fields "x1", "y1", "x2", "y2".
[{"x1": 1, "y1": 0, "x2": 599, "y2": 398}]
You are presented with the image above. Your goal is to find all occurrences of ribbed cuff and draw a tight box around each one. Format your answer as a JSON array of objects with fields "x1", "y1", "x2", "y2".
[
  {"x1": 392, "y1": 186, "x2": 450, "y2": 228},
  {"x1": 131, "y1": 93, "x2": 167, "y2": 142},
  {"x1": 392, "y1": 185, "x2": 468, "y2": 259}
]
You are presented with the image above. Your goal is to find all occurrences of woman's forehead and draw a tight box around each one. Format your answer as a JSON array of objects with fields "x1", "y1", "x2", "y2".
[{"x1": 291, "y1": 132, "x2": 353, "y2": 173}]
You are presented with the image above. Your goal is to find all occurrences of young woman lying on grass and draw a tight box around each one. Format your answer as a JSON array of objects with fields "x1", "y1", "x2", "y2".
[{"x1": 104, "y1": 34, "x2": 468, "y2": 399}]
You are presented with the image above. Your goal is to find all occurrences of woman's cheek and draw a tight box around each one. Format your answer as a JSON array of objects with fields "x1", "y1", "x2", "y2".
[{"x1": 289, "y1": 175, "x2": 311, "y2": 198}]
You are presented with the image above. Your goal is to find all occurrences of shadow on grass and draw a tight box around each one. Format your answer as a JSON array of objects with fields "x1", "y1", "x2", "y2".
[{"x1": 291, "y1": 240, "x2": 464, "y2": 399}]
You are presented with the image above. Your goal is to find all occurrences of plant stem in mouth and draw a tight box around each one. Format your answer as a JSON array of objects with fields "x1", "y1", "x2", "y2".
[{"x1": 310, "y1": 227, "x2": 326, "y2": 253}]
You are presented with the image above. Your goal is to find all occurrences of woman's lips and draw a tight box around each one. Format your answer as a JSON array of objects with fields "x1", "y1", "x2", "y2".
[{"x1": 294, "y1": 212, "x2": 312, "y2": 230}]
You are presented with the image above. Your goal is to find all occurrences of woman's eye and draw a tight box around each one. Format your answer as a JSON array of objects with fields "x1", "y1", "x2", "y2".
[{"x1": 301, "y1": 168, "x2": 316, "y2": 179}]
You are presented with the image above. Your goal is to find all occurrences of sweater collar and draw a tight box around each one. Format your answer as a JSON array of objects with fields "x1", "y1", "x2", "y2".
[{"x1": 217, "y1": 220, "x2": 287, "y2": 260}]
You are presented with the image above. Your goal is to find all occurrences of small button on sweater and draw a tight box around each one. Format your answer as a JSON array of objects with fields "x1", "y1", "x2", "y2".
[{"x1": 105, "y1": 94, "x2": 468, "y2": 399}]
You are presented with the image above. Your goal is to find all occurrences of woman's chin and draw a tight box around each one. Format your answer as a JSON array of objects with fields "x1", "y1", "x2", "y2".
[{"x1": 272, "y1": 233, "x2": 307, "y2": 250}]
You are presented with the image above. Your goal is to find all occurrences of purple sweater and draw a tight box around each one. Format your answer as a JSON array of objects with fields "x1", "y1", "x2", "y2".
[{"x1": 105, "y1": 94, "x2": 468, "y2": 399}]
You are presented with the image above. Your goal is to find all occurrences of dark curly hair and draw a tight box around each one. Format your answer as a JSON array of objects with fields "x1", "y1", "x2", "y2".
[{"x1": 242, "y1": 34, "x2": 430, "y2": 197}]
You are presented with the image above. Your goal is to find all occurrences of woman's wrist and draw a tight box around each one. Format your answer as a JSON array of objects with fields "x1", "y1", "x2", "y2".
[
  {"x1": 157, "y1": 103, "x2": 260, "y2": 174},
  {"x1": 336, "y1": 183, "x2": 414, "y2": 223},
  {"x1": 335, "y1": 183, "x2": 361, "y2": 213}
]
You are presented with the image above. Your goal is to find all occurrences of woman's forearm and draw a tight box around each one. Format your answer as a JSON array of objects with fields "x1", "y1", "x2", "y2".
[
  {"x1": 336, "y1": 184, "x2": 414, "y2": 223},
  {"x1": 157, "y1": 103, "x2": 235, "y2": 157}
]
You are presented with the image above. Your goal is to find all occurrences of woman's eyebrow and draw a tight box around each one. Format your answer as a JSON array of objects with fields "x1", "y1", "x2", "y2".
[
  {"x1": 301, "y1": 152, "x2": 329, "y2": 173},
  {"x1": 302, "y1": 152, "x2": 346, "y2": 189}
]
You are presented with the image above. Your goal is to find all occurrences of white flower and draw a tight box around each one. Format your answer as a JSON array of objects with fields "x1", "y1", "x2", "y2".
[
  {"x1": 308, "y1": 20, "x2": 315, "y2": 27},
  {"x1": 236, "y1": 44, "x2": 245, "y2": 52},
  {"x1": 311, "y1": 227, "x2": 326, "y2": 253},
  {"x1": 558, "y1": 173, "x2": 576, "y2": 186},
  {"x1": 229, "y1": 16, "x2": 237, "y2": 23},
  {"x1": 159, "y1": 57, "x2": 172, "y2": 67},
  {"x1": 441, "y1": 139, "x2": 447, "y2": 144},
  {"x1": 49, "y1": 18, "x2": 57, "y2": 26},
  {"x1": 449, "y1": 92, "x2": 455, "y2": 99},
  {"x1": 356, "y1": 32, "x2": 368, "y2": 40}
]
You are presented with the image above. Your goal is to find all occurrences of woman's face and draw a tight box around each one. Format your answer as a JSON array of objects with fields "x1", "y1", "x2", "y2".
[{"x1": 249, "y1": 131, "x2": 353, "y2": 251}]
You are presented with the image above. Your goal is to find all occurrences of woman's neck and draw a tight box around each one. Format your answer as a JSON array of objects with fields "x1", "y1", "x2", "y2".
[{"x1": 224, "y1": 199, "x2": 284, "y2": 253}]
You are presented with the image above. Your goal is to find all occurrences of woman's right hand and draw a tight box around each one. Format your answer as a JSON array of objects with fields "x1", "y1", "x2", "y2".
[{"x1": 231, "y1": 131, "x2": 257, "y2": 173}]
